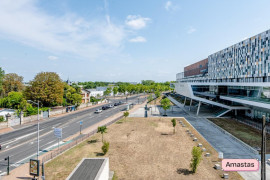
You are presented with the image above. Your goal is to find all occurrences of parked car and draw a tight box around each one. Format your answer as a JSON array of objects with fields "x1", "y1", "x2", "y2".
[
  {"x1": 114, "y1": 103, "x2": 118, "y2": 106},
  {"x1": 95, "y1": 109, "x2": 102, "y2": 113},
  {"x1": 109, "y1": 104, "x2": 114, "y2": 108},
  {"x1": 102, "y1": 106, "x2": 110, "y2": 110}
]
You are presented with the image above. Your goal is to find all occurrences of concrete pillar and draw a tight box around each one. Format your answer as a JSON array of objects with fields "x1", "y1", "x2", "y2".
[
  {"x1": 48, "y1": 109, "x2": 51, "y2": 117},
  {"x1": 196, "y1": 101, "x2": 201, "y2": 116},
  {"x1": 235, "y1": 110, "x2": 237, "y2": 116},
  {"x1": 40, "y1": 111, "x2": 43, "y2": 119},
  {"x1": 189, "y1": 99, "x2": 193, "y2": 111},
  {"x1": 183, "y1": 97, "x2": 186, "y2": 107},
  {"x1": 6, "y1": 113, "x2": 11, "y2": 127},
  {"x1": 20, "y1": 111, "x2": 24, "y2": 125}
]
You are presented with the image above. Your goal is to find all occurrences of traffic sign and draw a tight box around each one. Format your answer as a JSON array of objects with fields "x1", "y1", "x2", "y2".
[
  {"x1": 80, "y1": 121, "x2": 83, "y2": 125},
  {"x1": 54, "y1": 128, "x2": 62, "y2": 138}
]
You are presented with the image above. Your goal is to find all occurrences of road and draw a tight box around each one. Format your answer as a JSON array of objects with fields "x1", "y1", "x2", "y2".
[{"x1": 0, "y1": 95, "x2": 146, "y2": 175}]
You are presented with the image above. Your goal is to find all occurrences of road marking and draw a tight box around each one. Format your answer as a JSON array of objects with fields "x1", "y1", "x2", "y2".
[
  {"x1": 12, "y1": 153, "x2": 36, "y2": 167},
  {"x1": 41, "y1": 140, "x2": 56, "y2": 147},
  {"x1": 0, "y1": 172, "x2": 7, "y2": 176},
  {"x1": 15, "y1": 131, "x2": 37, "y2": 141},
  {"x1": 5, "y1": 145, "x2": 9, "y2": 149}
]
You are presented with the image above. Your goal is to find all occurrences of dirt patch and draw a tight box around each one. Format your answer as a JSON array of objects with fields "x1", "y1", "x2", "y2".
[
  {"x1": 45, "y1": 117, "x2": 243, "y2": 180},
  {"x1": 208, "y1": 117, "x2": 270, "y2": 153}
]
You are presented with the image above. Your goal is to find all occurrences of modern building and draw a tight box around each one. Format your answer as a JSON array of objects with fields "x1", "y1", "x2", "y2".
[{"x1": 175, "y1": 29, "x2": 270, "y2": 120}]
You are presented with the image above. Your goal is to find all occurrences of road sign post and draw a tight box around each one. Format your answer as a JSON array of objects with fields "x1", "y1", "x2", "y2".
[
  {"x1": 5, "y1": 156, "x2": 9, "y2": 175},
  {"x1": 261, "y1": 115, "x2": 266, "y2": 180},
  {"x1": 80, "y1": 121, "x2": 83, "y2": 134},
  {"x1": 54, "y1": 128, "x2": 62, "y2": 151}
]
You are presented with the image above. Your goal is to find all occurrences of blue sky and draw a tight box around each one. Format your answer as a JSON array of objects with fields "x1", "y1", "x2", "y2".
[{"x1": 0, "y1": 0, "x2": 270, "y2": 82}]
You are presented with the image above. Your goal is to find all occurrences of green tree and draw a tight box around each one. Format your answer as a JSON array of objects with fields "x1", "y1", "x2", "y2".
[
  {"x1": 103, "y1": 87, "x2": 112, "y2": 98},
  {"x1": 123, "y1": 111, "x2": 129, "y2": 120},
  {"x1": 171, "y1": 118, "x2": 176, "y2": 134},
  {"x1": 160, "y1": 98, "x2": 171, "y2": 116},
  {"x1": 24, "y1": 72, "x2": 64, "y2": 107},
  {"x1": 113, "y1": 87, "x2": 118, "y2": 98},
  {"x1": 154, "y1": 91, "x2": 161, "y2": 98},
  {"x1": 141, "y1": 80, "x2": 155, "y2": 86},
  {"x1": 118, "y1": 85, "x2": 127, "y2": 95},
  {"x1": 0, "y1": 67, "x2": 5, "y2": 96},
  {"x1": 97, "y1": 126, "x2": 107, "y2": 142},
  {"x1": 190, "y1": 146, "x2": 202, "y2": 173},
  {"x1": 102, "y1": 141, "x2": 110, "y2": 155},
  {"x1": 2, "y1": 73, "x2": 24, "y2": 96},
  {"x1": 64, "y1": 83, "x2": 82, "y2": 106},
  {"x1": 147, "y1": 94, "x2": 153, "y2": 102}
]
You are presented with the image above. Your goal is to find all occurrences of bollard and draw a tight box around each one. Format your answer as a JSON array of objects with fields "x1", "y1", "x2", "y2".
[
  {"x1": 193, "y1": 138, "x2": 198, "y2": 141},
  {"x1": 198, "y1": 143, "x2": 202, "y2": 147},
  {"x1": 223, "y1": 173, "x2": 229, "y2": 179},
  {"x1": 205, "y1": 153, "x2": 210, "y2": 157},
  {"x1": 190, "y1": 134, "x2": 194, "y2": 137},
  {"x1": 202, "y1": 148, "x2": 206, "y2": 152},
  {"x1": 214, "y1": 164, "x2": 221, "y2": 170}
]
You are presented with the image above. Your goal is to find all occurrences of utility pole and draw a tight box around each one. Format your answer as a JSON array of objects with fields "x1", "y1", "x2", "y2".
[
  {"x1": 261, "y1": 115, "x2": 266, "y2": 180},
  {"x1": 27, "y1": 100, "x2": 40, "y2": 160},
  {"x1": 5, "y1": 156, "x2": 9, "y2": 175}
]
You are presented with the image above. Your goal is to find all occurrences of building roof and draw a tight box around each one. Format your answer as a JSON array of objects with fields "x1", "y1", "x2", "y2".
[{"x1": 67, "y1": 158, "x2": 107, "y2": 180}]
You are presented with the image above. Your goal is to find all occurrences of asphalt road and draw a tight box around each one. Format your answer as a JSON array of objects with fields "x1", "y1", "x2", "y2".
[{"x1": 0, "y1": 95, "x2": 146, "y2": 175}]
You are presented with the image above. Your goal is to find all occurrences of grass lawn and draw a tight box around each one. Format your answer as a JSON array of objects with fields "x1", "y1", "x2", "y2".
[
  {"x1": 208, "y1": 118, "x2": 270, "y2": 153},
  {"x1": 45, "y1": 117, "x2": 243, "y2": 180}
]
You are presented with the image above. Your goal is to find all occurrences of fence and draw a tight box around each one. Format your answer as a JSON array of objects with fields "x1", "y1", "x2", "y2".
[{"x1": 42, "y1": 115, "x2": 124, "y2": 164}]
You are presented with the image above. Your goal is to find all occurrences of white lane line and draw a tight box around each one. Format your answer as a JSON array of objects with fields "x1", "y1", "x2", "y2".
[
  {"x1": 0, "y1": 172, "x2": 6, "y2": 176},
  {"x1": 15, "y1": 131, "x2": 37, "y2": 141},
  {"x1": 11, "y1": 153, "x2": 36, "y2": 167},
  {"x1": 41, "y1": 140, "x2": 56, "y2": 148}
]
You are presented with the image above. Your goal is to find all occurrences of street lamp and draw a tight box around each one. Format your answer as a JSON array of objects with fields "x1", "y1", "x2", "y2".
[{"x1": 27, "y1": 100, "x2": 40, "y2": 160}]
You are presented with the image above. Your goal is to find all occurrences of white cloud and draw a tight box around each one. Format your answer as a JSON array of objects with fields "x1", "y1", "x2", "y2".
[
  {"x1": 165, "y1": 1, "x2": 172, "y2": 11},
  {"x1": 165, "y1": 1, "x2": 179, "y2": 11},
  {"x1": 0, "y1": 0, "x2": 126, "y2": 60},
  {"x1": 125, "y1": 15, "x2": 151, "y2": 30},
  {"x1": 48, "y1": 56, "x2": 58, "y2": 60},
  {"x1": 187, "y1": 27, "x2": 196, "y2": 34},
  {"x1": 129, "y1": 36, "x2": 146, "y2": 43}
]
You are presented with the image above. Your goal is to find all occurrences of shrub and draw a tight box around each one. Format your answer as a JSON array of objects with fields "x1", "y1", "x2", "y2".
[
  {"x1": 0, "y1": 116, "x2": 4, "y2": 122},
  {"x1": 190, "y1": 146, "x2": 202, "y2": 173},
  {"x1": 123, "y1": 111, "x2": 129, "y2": 120},
  {"x1": 102, "y1": 141, "x2": 110, "y2": 155},
  {"x1": 171, "y1": 118, "x2": 176, "y2": 134}
]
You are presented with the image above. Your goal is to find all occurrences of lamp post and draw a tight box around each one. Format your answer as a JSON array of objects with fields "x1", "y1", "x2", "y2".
[{"x1": 27, "y1": 100, "x2": 40, "y2": 160}]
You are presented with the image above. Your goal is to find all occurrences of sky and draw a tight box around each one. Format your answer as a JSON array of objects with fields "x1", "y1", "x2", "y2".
[{"x1": 0, "y1": 0, "x2": 270, "y2": 83}]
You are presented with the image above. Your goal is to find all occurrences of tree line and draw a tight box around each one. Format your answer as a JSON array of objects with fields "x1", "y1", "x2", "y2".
[{"x1": 0, "y1": 67, "x2": 172, "y2": 116}]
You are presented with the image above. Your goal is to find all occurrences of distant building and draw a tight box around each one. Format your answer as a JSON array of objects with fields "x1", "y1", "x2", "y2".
[
  {"x1": 86, "y1": 89, "x2": 104, "y2": 98},
  {"x1": 81, "y1": 89, "x2": 90, "y2": 103},
  {"x1": 0, "y1": 109, "x2": 15, "y2": 121}
]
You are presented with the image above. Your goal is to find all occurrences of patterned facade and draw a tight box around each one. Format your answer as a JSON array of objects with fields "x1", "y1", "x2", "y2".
[{"x1": 208, "y1": 29, "x2": 270, "y2": 82}]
